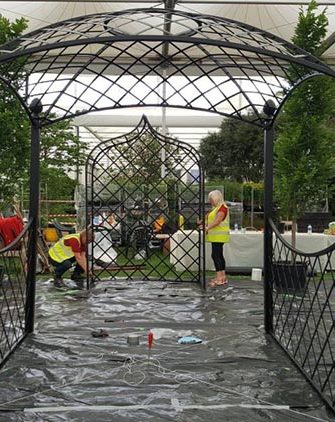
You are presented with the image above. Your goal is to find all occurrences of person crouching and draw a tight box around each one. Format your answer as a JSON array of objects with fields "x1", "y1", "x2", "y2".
[{"x1": 48, "y1": 229, "x2": 94, "y2": 288}]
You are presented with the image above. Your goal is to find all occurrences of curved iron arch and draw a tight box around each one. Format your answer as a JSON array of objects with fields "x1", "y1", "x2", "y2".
[
  {"x1": 271, "y1": 73, "x2": 335, "y2": 126},
  {"x1": 0, "y1": 8, "x2": 334, "y2": 127},
  {"x1": 87, "y1": 114, "x2": 202, "y2": 167},
  {"x1": 0, "y1": 75, "x2": 32, "y2": 122},
  {"x1": 86, "y1": 114, "x2": 205, "y2": 285}
]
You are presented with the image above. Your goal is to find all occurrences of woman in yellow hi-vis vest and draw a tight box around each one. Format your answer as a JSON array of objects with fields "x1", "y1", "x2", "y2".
[{"x1": 204, "y1": 190, "x2": 230, "y2": 287}]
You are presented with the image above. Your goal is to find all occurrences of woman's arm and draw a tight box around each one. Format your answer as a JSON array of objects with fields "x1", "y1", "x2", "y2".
[{"x1": 74, "y1": 252, "x2": 89, "y2": 274}]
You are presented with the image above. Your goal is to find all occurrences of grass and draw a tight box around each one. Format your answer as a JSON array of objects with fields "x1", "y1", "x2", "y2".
[
  {"x1": 93, "y1": 248, "x2": 203, "y2": 281},
  {"x1": 36, "y1": 248, "x2": 216, "y2": 282},
  {"x1": 35, "y1": 245, "x2": 334, "y2": 284}
]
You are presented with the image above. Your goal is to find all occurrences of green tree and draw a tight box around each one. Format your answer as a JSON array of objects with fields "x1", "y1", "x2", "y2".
[
  {"x1": 0, "y1": 15, "x2": 88, "y2": 211},
  {"x1": 39, "y1": 167, "x2": 78, "y2": 225},
  {"x1": 98, "y1": 132, "x2": 182, "y2": 227},
  {"x1": 40, "y1": 117, "x2": 87, "y2": 174},
  {"x1": 199, "y1": 113, "x2": 264, "y2": 182},
  {"x1": 115, "y1": 133, "x2": 177, "y2": 186},
  {"x1": 0, "y1": 15, "x2": 29, "y2": 202},
  {"x1": 275, "y1": 0, "x2": 335, "y2": 247},
  {"x1": 34, "y1": 118, "x2": 88, "y2": 223}
]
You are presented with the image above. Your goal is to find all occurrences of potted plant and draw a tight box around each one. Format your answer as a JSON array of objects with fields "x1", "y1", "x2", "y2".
[{"x1": 274, "y1": 1, "x2": 335, "y2": 292}]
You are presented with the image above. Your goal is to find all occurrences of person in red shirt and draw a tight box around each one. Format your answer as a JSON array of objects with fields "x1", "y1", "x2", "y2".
[
  {"x1": 0, "y1": 215, "x2": 24, "y2": 247},
  {"x1": 48, "y1": 229, "x2": 94, "y2": 288}
]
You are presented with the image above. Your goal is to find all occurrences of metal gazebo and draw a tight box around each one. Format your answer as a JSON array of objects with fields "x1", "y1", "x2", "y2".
[{"x1": 0, "y1": 7, "x2": 334, "y2": 411}]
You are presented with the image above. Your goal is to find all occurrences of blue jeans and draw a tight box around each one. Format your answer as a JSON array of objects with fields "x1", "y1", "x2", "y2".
[{"x1": 48, "y1": 256, "x2": 84, "y2": 278}]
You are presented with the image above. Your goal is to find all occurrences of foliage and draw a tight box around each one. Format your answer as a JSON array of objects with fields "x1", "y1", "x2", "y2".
[
  {"x1": 328, "y1": 115, "x2": 335, "y2": 215},
  {"x1": 275, "y1": 0, "x2": 335, "y2": 225},
  {"x1": 40, "y1": 117, "x2": 88, "y2": 173},
  {"x1": 206, "y1": 179, "x2": 264, "y2": 206},
  {"x1": 97, "y1": 132, "x2": 190, "y2": 230},
  {"x1": 113, "y1": 133, "x2": 178, "y2": 186},
  {"x1": 16, "y1": 116, "x2": 88, "y2": 221},
  {"x1": 39, "y1": 167, "x2": 78, "y2": 225},
  {"x1": 100, "y1": 132, "x2": 180, "y2": 214},
  {"x1": 243, "y1": 182, "x2": 264, "y2": 207},
  {"x1": 0, "y1": 15, "x2": 29, "y2": 201},
  {"x1": 0, "y1": 15, "x2": 87, "y2": 209},
  {"x1": 290, "y1": 0, "x2": 328, "y2": 61},
  {"x1": 0, "y1": 15, "x2": 27, "y2": 45},
  {"x1": 37, "y1": 118, "x2": 87, "y2": 224},
  {"x1": 199, "y1": 113, "x2": 264, "y2": 182}
]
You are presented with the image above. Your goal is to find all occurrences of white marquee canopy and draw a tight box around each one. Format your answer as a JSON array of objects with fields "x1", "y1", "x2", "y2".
[{"x1": 0, "y1": 1, "x2": 333, "y2": 64}]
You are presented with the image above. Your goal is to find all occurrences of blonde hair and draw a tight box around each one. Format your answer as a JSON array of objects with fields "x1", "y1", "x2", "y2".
[{"x1": 208, "y1": 190, "x2": 224, "y2": 207}]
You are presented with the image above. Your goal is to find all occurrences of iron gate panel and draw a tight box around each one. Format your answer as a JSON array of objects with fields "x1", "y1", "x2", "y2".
[
  {"x1": 269, "y1": 219, "x2": 335, "y2": 411},
  {"x1": 86, "y1": 116, "x2": 205, "y2": 285},
  {"x1": 0, "y1": 221, "x2": 31, "y2": 368}
]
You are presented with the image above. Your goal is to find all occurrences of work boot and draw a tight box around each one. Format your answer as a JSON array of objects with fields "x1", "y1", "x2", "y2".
[
  {"x1": 74, "y1": 279, "x2": 85, "y2": 290},
  {"x1": 71, "y1": 273, "x2": 85, "y2": 282},
  {"x1": 53, "y1": 276, "x2": 66, "y2": 289}
]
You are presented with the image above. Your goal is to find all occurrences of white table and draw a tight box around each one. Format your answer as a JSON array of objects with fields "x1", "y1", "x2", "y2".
[
  {"x1": 170, "y1": 230, "x2": 335, "y2": 272},
  {"x1": 277, "y1": 233, "x2": 335, "y2": 272}
]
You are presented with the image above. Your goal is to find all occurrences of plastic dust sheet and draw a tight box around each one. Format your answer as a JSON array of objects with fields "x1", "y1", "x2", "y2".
[{"x1": 0, "y1": 278, "x2": 333, "y2": 422}]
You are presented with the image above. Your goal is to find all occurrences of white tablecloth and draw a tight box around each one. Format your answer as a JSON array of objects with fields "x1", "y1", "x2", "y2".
[
  {"x1": 170, "y1": 230, "x2": 335, "y2": 272},
  {"x1": 277, "y1": 233, "x2": 335, "y2": 272}
]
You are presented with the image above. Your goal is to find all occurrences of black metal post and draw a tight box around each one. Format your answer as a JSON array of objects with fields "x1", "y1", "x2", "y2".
[
  {"x1": 263, "y1": 122, "x2": 274, "y2": 333},
  {"x1": 200, "y1": 165, "x2": 206, "y2": 290},
  {"x1": 75, "y1": 125, "x2": 80, "y2": 184},
  {"x1": 25, "y1": 99, "x2": 42, "y2": 334}
]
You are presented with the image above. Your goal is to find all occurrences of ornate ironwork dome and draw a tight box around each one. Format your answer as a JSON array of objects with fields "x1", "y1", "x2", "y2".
[{"x1": 0, "y1": 7, "x2": 334, "y2": 126}]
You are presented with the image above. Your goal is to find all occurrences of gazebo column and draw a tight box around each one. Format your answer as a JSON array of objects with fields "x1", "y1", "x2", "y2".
[
  {"x1": 263, "y1": 124, "x2": 274, "y2": 333},
  {"x1": 263, "y1": 100, "x2": 276, "y2": 334},
  {"x1": 25, "y1": 99, "x2": 42, "y2": 334}
]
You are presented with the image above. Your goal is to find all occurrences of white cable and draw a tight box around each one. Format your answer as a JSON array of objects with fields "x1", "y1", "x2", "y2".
[
  {"x1": 0, "y1": 350, "x2": 328, "y2": 421},
  {"x1": 25, "y1": 403, "x2": 293, "y2": 413},
  {"x1": 116, "y1": 356, "x2": 330, "y2": 422},
  {"x1": 0, "y1": 337, "x2": 329, "y2": 422}
]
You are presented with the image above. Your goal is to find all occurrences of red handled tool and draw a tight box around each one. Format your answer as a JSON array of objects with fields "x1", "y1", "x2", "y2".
[{"x1": 147, "y1": 330, "x2": 154, "y2": 360}]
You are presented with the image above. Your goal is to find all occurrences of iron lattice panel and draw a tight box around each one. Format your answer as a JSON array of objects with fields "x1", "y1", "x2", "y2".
[
  {"x1": 0, "y1": 8, "x2": 334, "y2": 127},
  {"x1": 270, "y1": 221, "x2": 335, "y2": 411},
  {"x1": 0, "y1": 223, "x2": 30, "y2": 365},
  {"x1": 86, "y1": 116, "x2": 205, "y2": 284}
]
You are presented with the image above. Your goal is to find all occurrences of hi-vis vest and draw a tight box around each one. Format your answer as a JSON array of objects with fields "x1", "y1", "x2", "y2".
[
  {"x1": 206, "y1": 203, "x2": 230, "y2": 243},
  {"x1": 49, "y1": 233, "x2": 81, "y2": 263}
]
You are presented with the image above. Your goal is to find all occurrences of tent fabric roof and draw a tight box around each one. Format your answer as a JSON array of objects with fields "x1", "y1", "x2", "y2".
[
  {"x1": 0, "y1": 1, "x2": 334, "y2": 63},
  {"x1": 0, "y1": 7, "x2": 328, "y2": 63},
  {"x1": 0, "y1": 7, "x2": 334, "y2": 128}
]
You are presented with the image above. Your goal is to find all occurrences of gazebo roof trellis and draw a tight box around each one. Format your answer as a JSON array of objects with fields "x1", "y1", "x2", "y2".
[{"x1": 0, "y1": 8, "x2": 334, "y2": 127}]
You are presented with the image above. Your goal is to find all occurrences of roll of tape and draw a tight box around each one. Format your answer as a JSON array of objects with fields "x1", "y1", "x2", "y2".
[{"x1": 127, "y1": 334, "x2": 140, "y2": 346}]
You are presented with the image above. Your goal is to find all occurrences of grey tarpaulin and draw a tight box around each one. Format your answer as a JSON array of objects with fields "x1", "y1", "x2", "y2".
[{"x1": 0, "y1": 278, "x2": 332, "y2": 421}]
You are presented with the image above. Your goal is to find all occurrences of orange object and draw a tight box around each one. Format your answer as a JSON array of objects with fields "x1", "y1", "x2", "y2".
[
  {"x1": 43, "y1": 227, "x2": 58, "y2": 242},
  {"x1": 108, "y1": 214, "x2": 116, "y2": 225},
  {"x1": 153, "y1": 215, "x2": 165, "y2": 232}
]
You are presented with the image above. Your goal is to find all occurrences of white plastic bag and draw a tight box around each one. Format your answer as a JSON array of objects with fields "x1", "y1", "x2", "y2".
[{"x1": 93, "y1": 229, "x2": 118, "y2": 263}]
